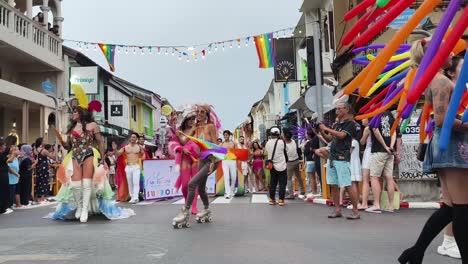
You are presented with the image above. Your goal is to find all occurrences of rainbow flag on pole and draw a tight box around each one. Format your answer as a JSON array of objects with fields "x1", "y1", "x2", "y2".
[
  {"x1": 98, "y1": 44, "x2": 116, "y2": 72},
  {"x1": 254, "y1": 33, "x2": 275, "y2": 68}
]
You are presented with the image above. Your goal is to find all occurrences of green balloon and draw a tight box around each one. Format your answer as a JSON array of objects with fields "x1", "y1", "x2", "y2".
[{"x1": 377, "y1": 0, "x2": 390, "y2": 8}]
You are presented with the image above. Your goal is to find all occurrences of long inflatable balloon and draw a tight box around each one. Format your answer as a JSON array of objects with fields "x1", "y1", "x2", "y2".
[
  {"x1": 419, "y1": 102, "x2": 430, "y2": 143},
  {"x1": 367, "y1": 52, "x2": 410, "y2": 62},
  {"x1": 358, "y1": 0, "x2": 441, "y2": 97},
  {"x1": 366, "y1": 101, "x2": 384, "y2": 114},
  {"x1": 390, "y1": 116, "x2": 401, "y2": 136},
  {"x1": 355, "y1": 84, "x2": 404, "y2": 120},
  {"x1": 381, "y1": 68, "x2": 409, "y2": 87},
  {"x1": 407, "y1": 4, "x2": 468, "y2": 106},
  {"x1": 377, "y1": 0, "x2": 391, "y2": 8},
  {"x1": 397, "y1": 68, "x2": 416, "y2": 116},
  {"x1": 352, "y1": 44, "x2": 411, "y2": 54},
  {"x1": 344, "y1": 0, "x2": 376, "y2": 21},
  {"x1": 445, "y1": 29, "x2": 467, "y2": 55},
  {"x1": 342, "y1": 0, "x2": 398, "y2": 46},
  {"x1": 439, "y1": 50, "x2": 468, "y2": 151},
  {"x1": 354, "y1": 0, "x2": 416, "y2": 48},
  {"x1": 403, "y1": 0, "x2": 462, "y2": 117},
  {"x1": 359, "y1": 84, "x2": 392, "y2": 114},
  {"x1": 367, "y1": 60, "x2": 411, "y2": 96}
]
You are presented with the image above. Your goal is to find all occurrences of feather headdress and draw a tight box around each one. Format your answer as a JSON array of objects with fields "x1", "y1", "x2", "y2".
[{"x1": 71, "y1": 84, "x2": 102, "y2": 112}]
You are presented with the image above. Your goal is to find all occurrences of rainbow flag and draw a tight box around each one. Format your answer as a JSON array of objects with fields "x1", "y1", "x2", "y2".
[
  {"x1": 98, "y1": 44, "x2": 116, "y2": 72},
  {"x1": 254, "y1": 33, "x2": 275, "y2": 68},
  {"x1": 183, "y1": 133, "x2": 248, "y2": 161}
]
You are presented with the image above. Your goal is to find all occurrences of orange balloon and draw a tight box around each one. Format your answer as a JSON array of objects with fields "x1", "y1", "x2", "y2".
[
  {"x1": 397, "y1": 68, "x2": 416, "y2": 118},
  {"x1": 445, "y1": 29, "x2": 467, "y2": 55},
  {"x1": 355, "y1": 89, "x2": 404, "y2": 120},
  {"x1": 357, "y1": 0, "x2": 442, "y2": 97},
  {"x1": 390, "y1": 116, "x2": 401, "y2": 136},
  {"x1": 343, "y1": 62, "x2": 373, "y2": 95},
  {"x1": 419, "y1": 102, "x2": 430, "y2": 143}
]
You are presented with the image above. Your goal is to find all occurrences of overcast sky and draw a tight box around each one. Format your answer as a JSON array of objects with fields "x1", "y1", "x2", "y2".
[{"x1": 62, "y1": 0, "x2": 302, "y2": 130}]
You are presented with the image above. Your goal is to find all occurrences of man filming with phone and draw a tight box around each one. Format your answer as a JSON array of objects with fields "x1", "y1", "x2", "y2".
[{"x1": 316, "y1": 102, "x2": 360, "y2": 220}]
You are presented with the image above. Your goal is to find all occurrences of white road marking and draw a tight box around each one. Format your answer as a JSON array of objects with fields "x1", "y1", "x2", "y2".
[
  {"x1": 251, "y1": 194, "x2": 269, "y2": 204},
  {"x1": 0, "y1": 254, "x2": 78, "y2": 263}
]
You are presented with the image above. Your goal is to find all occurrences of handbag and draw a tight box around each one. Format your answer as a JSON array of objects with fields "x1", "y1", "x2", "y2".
[
  {"x1": 416, "y1": 143, "x2": 427, "y2": 162},
  {"x1": 265, "y1": 139, "x2": 279, "y2": 170}
]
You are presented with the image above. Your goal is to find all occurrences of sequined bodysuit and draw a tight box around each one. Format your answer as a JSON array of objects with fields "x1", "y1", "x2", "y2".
[{"x1": 70, "y1": 125, "x2": 95, "y2": 165}]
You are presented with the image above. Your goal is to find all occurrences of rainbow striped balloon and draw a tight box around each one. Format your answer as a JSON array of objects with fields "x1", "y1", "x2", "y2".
[
  {"x1": 254, "y1": 33, "x2": 275, "y2": 68},
  {"x1": 98, "y1": 44, "x2": 116, "y2": 72}
]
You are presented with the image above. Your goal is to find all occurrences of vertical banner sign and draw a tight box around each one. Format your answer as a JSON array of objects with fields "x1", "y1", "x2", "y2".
[{"x1": 274, "y1": 38, "x2": 297, "y2": 82}]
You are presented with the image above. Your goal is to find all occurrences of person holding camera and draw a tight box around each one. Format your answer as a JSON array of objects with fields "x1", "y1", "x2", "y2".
[
  {"x1": 365, "y1": 110, "x2": 397, "y2": 214},
  {"x1": 317, "y1": 102, "x2": 360, "y2": 220},
  {"x1": 265, "y1": 127, "x2": 288, "y2": 206}
]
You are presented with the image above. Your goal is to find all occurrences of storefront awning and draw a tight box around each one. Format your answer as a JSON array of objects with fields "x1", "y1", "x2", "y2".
[{"x1": 99, "y1": 125, "x2": 119, "y2": 136}]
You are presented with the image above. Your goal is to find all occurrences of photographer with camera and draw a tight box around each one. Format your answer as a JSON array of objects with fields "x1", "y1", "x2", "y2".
[{"x1": 317, "y1": 102, "x2": 360, "y2": 220}]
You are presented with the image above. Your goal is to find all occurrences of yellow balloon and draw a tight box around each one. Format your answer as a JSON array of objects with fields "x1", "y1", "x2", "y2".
[
  {"x1": 366, "y1": 60, "x2": 411, "y2": 97},
  {"x1": 367, "y1": 52, "x2": 410, "y2": 62},
  {"x1": 161, "y1": 105, "x2": 173, "y2": 116}
]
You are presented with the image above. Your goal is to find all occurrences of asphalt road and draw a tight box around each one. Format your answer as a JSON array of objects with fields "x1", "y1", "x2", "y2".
[{"x1": 0, "y1": 195, "x2": 460, "y2": 264}]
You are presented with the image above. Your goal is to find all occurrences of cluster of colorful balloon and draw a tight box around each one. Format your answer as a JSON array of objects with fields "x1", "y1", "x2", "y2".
[{"x1": 342, "y1": 0, "x2": 468, "y2": 151}]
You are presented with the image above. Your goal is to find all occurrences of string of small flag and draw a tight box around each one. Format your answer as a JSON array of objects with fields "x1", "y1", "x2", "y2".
[{"x1": 64, "y1": 24, "x2": 307, "y2": 72}]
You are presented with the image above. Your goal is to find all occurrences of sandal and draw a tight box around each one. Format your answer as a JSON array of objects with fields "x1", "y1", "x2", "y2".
[
  {"x1": 365, "y1": 207, "x2": 382, "y2": 214},
  {"x1": 327, "y1": 212, "x2": 343, "y2": 218},
  {"x1": 346, "y1": 214, "x2": 361, "y2": 220}
]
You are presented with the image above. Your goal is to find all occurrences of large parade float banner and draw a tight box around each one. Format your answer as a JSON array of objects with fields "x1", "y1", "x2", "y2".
[{"x1": 143, "y1": 159, "x2": 216, "y2": 200}]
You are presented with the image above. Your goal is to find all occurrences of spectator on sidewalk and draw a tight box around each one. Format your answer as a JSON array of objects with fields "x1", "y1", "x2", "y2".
[
  {"x1": 304, "y1": 130, "x2": 320, "y2": 197},
  {"x1": 283, "y1": 128, "x2": 305, "y2": 199},
  {"x1": 265, "y1": 127, "x2": 288, "y2": 206},
  {"x1": 8, "y1": 144, "x2": 21, "y2": 209},
  {"x1": 366, "y1": 110, "x2": 396, "y2": 214},
  {"x1": 358, "y1": 119, "x2": 372, "y2": 210},
  {"x1": 18, "y1": 145, "x2": 33, "y2": 207},
  {"x1": 318, "y1": 102, "x2": 360, "y2": 220},
  {"x1": 0, "y1": 138, "x2": 14, "y2": 215}
]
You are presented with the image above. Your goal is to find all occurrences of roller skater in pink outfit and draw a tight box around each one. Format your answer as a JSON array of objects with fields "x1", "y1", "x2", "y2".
[{"x1": 168, "y1": 108, "x2": 200, "y2": 215}]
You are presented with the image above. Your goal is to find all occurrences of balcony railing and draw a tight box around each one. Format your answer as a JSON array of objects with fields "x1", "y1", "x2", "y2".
[{"x1": 0, "y1": 1, "x2": 62, "y2": 61}]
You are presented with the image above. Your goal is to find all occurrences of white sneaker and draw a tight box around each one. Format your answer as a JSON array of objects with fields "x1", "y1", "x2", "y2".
[
  {"x1": 437, "y1": 240, "x2": 461, "y2": 259},
  {"x1": 306, "y1": 193, "x2": 314, "y2": 199},
  {"x1": 2, "y1": 208, "x2": 13, "y2": 214},
  {"x1": 129, "y1": 199, "x2": 138, "y2": 204},
  {"x1": 298, "y1": 194, "x2": 306, "y2": 200}
]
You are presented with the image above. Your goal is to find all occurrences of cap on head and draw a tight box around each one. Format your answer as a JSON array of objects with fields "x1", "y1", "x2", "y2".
[{"x1": 270, "y1": 127, "x2": 280, "y2": 135}]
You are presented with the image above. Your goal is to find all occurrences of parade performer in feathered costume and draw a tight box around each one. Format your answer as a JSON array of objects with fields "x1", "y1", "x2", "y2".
[
  {"x1": 172, "y1": 103, "x2": 221, "y2": 228},
  {"x1": 48, "y1": 85, "x2": 135, "y2": 222},
  {"x1": 168, "y1": 107, "x2": 201, "y2": 215}
]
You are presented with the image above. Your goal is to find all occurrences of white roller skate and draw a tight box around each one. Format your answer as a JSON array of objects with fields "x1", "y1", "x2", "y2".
[
  {"x1": 172, "y1": 207, "x2": 190, "y2": 229},
  {"x1": 195, "y1": 208, "x2": 213, "y2": 223}
]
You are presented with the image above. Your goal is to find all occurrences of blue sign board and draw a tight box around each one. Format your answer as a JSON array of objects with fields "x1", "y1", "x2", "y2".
[
  {"x1": 389, "y1": 8, "x2": 428, "y2": 29},
  {"x1": 41, "y1": 79, "x2": 55, "y2": 95}
]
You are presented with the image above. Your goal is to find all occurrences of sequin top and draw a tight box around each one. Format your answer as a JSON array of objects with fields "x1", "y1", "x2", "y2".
[{"x1": 70, "y1": 125, "x2": 95, "y2": 164}]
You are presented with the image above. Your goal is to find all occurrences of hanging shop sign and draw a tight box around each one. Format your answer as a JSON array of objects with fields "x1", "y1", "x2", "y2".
[{"x1": 274, "y1": 38, "x2": 296, "y2": 82}]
